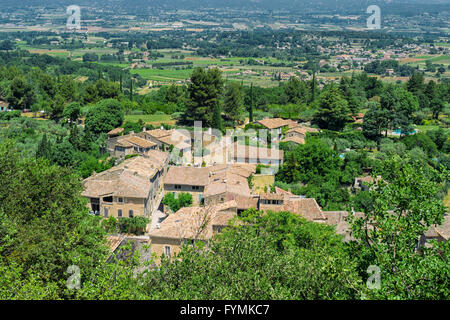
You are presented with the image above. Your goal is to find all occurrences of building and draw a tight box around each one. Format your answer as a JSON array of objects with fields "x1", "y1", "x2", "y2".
[
  {"x1": 82, "y1": 150, "x2": 169, "y2": 218},
  {"x1": 143, "y1": 128, "x2": 215, "y2": 154},
  {"x1": 0, "y1": 100, "x2": 9, "y2": 112},
  {"x1": 258, "y1": 192, "x2": 327, "y2": 223},
  {"x1": 230, "y1": 143, "x2": 284, "y2": 166},
  {"x1": 353, "y1": 175, "x2": 383, "y2": 192},
  {"x1": 163, "y1": 164, "x2": 256, "y2": 207},
  {"x1": 281, "y1": 126, "x2": 319, "y2": 145},
  {"x1": 163, "y1": 166, "x2": 214, "y2": 205},
  {"x1": 106, "y1": 130, "x2": 157, "y2": 159},
  {"x1": 148, "y1": 201, "x2": 238, "y2": 262},
  {"x1": 256, "y1": 118, "x2": 300, "y2": 140}
]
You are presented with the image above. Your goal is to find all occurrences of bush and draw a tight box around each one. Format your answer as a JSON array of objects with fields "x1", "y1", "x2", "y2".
[
  {"x1": 118, "y1": 217, "x2": 149, "y2": 235},
  {"x1": 162, "y1": 192, "x2": 193, "y2": 213}
]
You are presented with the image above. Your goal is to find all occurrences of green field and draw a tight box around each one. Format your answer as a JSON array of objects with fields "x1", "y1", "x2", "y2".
[
  {"x1": 130, "y1": 68, "x2": 194, "y2": 81},
  {"x1": 124, "y1": 114, "x2": 175, "y2": 125}
]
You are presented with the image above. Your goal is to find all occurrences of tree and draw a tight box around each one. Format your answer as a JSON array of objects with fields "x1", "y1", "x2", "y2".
[
  {"x1": 284, "y1": 77, "x2": 308, "y2": 104},
  {"x1": 0, "y1": 141, "x2": 108, "y2": 298},
  {"x1": 211, "y1": 103, "x2": 223, "y2": 132},
  {"x1": 380, "y1": 84, "x2": 419, "y2": 135},
  {"x1": 63, "y1": 102, "x2": 81, "y2": 124},
  {"x1": 162, "y1": 192, "x2": 193, "y2": 213},
  {"x1": 223, "y1": 82, "x2": 244, "y2": 125},
  {"x1": 184, "y1": 68, "x2": 224, "y2": 126},
  {"x1": 348, "y1": 156, "x2": 449, "y2": 299},
  {"x1": 362, "y1": 101, "x2": 390, "y2": 144},
  {"x1": 142, "y1": 210, "x2": 362, "y2": 299},
  {"x1": 36, "y1": 133, "x2": 52, "y2": 160},
  {"x1": 249, "y1": 83, "x2": 254, "y2": 123},
  {"x1": 85, "y1": 99, "x2": 124, "y2": 136},
  {"x1": 7, "y1": 76, "x2": 34, "y2": 109},
  {"x1": 313, "y1": 85, "x2": 351, "y2": 131}
]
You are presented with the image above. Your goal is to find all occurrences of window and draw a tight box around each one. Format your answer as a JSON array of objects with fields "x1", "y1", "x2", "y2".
[
  {"x1": 174, "y1": 185, "x2": 182, "y2": 190},
  {"x1": 129, "y1": 210, "x2": 134, "y2": 218},
  {"x1": 118, "y1": 197, "x2": 124, "y2": 203},
  {"x1": 104, "y1": 208, "x2": 109, "y2": 218},
  {"x1": 118, "y1": 209, "x2": 122, "y2": 217},
  {"x1": 198, "y1": 194, "x2": 203, "y2": 202},
  {"x1": 164, "y1": 246, "x2": 171, "y2": 257},
  {"x1": 103, "y1": 196, "x2": 113, "y2": 203},
  {"x1": 192, "y1": 186, "x2": 200, "y2": 190}
]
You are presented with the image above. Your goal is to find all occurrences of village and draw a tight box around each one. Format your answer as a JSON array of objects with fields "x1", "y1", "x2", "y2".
[{"x1": 82, "y1": 116, "x2": 449, "y2": 263}]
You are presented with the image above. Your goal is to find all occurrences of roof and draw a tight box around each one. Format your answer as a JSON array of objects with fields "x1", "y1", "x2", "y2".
[
  {"x1": 164, "y1": 166, "x2": 212, "y2": 186},
  {"x1": 204, "y1": 171, "x2": 251, "y2": 197},
  {"x1": 286, "y1": 126, "x2": 319, "y2": 135},
  {"x1": 106, "y1": 235, "x2": 125, "y2": 252},
  {"x1": 281, "y1": 136, "x2": 305, "y2": 145},
  {"x1": 123, "y1": 136, "x2": 156, "y2": 149},
  {"x1": 434, "y1": 214, "x2": 450, "y2": 240},
  {"x1": 282, "y1": 197, "x2": 326, "y2": 221},
  {"x1": 144, "y1": 149, "x2": 169, "y2": 165},
  {"x1": 257, "y1": 118, "x2": 299, "y2": 129},
  {"x1": 274, "y1": 186, "x2": 293, "y2": 195},
  {"x1": 260, "y1": 193, "x2": 285, "y2": 200},
  {"x1": 145, "y1": 128, "x2": 173, "y2": 138},
  {"x1": 149, "y1": 202, "x2": 238, "y2": 241},
  {"x1": 158, "y1": 135, "x2": 191, "y2": 150},
  {"x1": 107, "y1": 127, "x2": 124, "y2": 136},
  {"x1": 323, "y1": 211, "x2": 365, "y2": 241},
  {"x1": 82, "y1": 155, "x2": 167, "y2": 199}
]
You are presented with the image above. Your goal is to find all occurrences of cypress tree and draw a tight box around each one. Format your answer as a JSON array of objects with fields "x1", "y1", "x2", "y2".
[
  {"x1": 130, "y1": 79, "x2": 133, "y2": 102},
  {"x1": 310, "y1": 72, "x2": 317, "y2": 103},
  {"x1": 36, "y1": 133, "x2": 52, "y2": 159},
  {"x1": 249, "y1": 83, "x2": 254, "y2": 123},
  {"x1": 212, "y1": 103, "x2": 223, "y2": 133}
]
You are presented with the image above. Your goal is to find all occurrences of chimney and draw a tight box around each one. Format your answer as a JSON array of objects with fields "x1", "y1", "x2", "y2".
[
  {"x1": 143, "y1": 126, "x2": 146, "y2": 132},
  {"x1": 130, "y1": 130, "x2": 134, "y2": 135}
]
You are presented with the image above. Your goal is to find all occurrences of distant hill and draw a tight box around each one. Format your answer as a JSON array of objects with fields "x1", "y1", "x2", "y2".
[{"x1": 10, "y1": 0, "x2": 450, "y2": 11}]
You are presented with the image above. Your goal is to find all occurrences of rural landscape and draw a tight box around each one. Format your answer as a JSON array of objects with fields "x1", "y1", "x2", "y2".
[{"x1": 0, "y1": 0, "x2": 449, "y2": 306}]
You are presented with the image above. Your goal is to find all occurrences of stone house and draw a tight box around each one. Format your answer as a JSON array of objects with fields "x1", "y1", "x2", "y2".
[{"x1": 82, "y1": 151, "x2": 169, "y2": 219}]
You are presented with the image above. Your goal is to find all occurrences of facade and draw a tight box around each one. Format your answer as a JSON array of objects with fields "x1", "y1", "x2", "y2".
[
  {"x1": 82, "y1": 150, "x2": 169, "y2": 219},
  {"x1": 230, "y1": 143, "x2": 284, "y2": 166},
  {"x1": 256, "y1": 118, "x2": 299, "y2": 140},
  {"x1": 106, "y1": 131, "x2": 157, "y2": 159},
  {"x1": 281, "y1": 126, "x2": 319, "y2": 145},
  {"x1": 163, "y1": 164, "x2": 257, "y2": 209},
  {"x1": 258, "y1": 192, "x2": 327, "y2": 223}
]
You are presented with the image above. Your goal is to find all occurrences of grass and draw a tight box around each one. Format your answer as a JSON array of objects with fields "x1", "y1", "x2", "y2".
[
  {"x1": 130, "y1": 68, "x2": 193, "y2": 81},
  {"x1": 124, "y1": 114, "x2": 175, "y2": 125}
]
